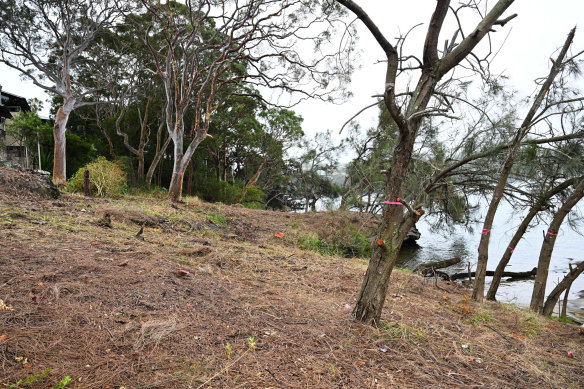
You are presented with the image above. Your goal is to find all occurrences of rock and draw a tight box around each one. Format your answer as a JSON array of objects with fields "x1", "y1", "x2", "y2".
[{"x1": 0, "y1": 167, "x2": 59, "y2": 199}]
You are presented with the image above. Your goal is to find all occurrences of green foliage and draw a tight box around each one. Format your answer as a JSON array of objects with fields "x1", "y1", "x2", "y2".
[
  {"x1": 68, "y1": 157, "x2": 127, "y2": 197},
  {"x1": 197, "y1": 179, "x2": 241, "y2": 204},
  {"x1": 51, "y1": 376, "x2": 71, "y2": 389},
  {"x1": 241, "y1": 187, "x2": 266, "y2": 209},
  {"x1": 469, "y1": 310, "x2": 495, "y2": 325},
  {"x1": 379, "y1": 321, "x2": 427, "y2": 345},
  {"x1": 207, "y1": 213, "x2": 227, "y2": 226},
  {"x1": 128, "y1": 185, "x2": 168, "y2": 198},
  {"x1": 298, "y1": 225, "x2": 371, "y2": 258},
  {"x1": 8, "y1": 368, "x2": 50, "y2": 388},
  {"x1": 8, "y1": 368, "x2": 70, "y2": 389},
  {"x1": 4, "y1": 110, "x2": 51, "y2": 151}
]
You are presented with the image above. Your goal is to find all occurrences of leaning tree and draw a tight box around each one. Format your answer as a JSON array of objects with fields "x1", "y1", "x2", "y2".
[
  {"x1": 334, "y1": 0, "x2": 518, "y2": 325},
  {"x1": 0, "y1": 0, "x2": 127, "y2": 185}
]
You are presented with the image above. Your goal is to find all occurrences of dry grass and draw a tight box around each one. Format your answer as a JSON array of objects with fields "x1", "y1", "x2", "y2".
[{"x1": 0, "y1": 190, "x2": 583, "y2": 388}]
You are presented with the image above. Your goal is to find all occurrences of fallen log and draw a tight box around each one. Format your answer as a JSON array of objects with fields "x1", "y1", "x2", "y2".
[
  {"x1": 448, "y1": 267, "x2": 537, "y2": 281},
  {"x1": 416, "y1": 257, "x2": 462, "y2": 276}
]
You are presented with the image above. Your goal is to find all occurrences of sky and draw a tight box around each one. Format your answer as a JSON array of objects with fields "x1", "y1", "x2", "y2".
[{"x1": 1, "y1": 1, "x2": 583, "y2": 137}]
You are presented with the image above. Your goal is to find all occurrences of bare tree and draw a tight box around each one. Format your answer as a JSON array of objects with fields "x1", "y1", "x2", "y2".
[
  {"x1": 0, "y1": 0, "x2": 126, "y2": 185},
  {"x1": 337, "y1": 0, "x2": 517, "y2": 324}
]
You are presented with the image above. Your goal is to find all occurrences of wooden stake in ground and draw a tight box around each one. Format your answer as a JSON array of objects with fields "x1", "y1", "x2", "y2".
[{"x1": 83, "y1": 170, "x2": 91, "y2": 196}]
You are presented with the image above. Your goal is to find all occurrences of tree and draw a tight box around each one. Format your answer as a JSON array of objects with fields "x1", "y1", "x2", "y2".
[
  {"x1": 292, "y1": 131, "x2": 342, "y2": 212},
  {"x1": 4, "y1": 108, "x2": 51, "y2": 168},
  {"x1": 336, "y1": 0, "x2": 517, "y2": 324},
  {"x1": 0, "y1": 0, "x2": 126, "y2": 185},
  {"x1": 472, "y1": 28, "x2": 582, "y2": 301},
  {"x1": 133, "y1": 0, "x2": 353, "y2": 201},
  {"x1": 530, "y1": 178, "x2": 584, "y2": 313},
  {"x1": 237, "y1": 108, "x2": 304, "y2": 203}
]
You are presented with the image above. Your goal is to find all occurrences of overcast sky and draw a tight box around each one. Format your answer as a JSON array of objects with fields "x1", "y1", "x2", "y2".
[{"x1": 1, "y1": 1, "x2": 583, "y2": 139}]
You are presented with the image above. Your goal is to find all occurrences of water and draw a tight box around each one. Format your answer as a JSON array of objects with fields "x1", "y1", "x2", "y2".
[{"x1": 396, "y1": 199, "x2": 584, "y2": 318}]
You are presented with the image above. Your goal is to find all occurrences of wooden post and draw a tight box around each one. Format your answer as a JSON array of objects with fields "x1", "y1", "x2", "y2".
[{"x1": 83, "y1": 169, "x2": 91, "y2": 196}]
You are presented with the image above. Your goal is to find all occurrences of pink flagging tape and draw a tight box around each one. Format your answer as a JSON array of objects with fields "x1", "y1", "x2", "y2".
[
  {"x1": 508, "y1": 247, "x2": 515, "y2": 253},
  {"x1": 384, "y1": 201, "x2": 403, "y2": 205},
  {"x1": 547, "y1": 231, "x2": 558, "y2": 236},
  {"x1": 173, "y1": 172, "x2": 184, "y2": 176},
  {"x1": 481, "y1": 229, "x2": 491, "y2": 235}
]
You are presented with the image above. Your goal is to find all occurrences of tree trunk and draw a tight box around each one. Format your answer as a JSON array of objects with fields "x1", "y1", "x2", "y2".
[
  {"x1": 237, "y1": 155, "x2": 267, "y2": 204},
  {"x1": 353, "y1": 130, "x2": 418, "y2": 325},
  {"x1": 542, "y1": 262, "x2": 584, "y2": 316},
  {"x1": 486, "y1": 178, "x2": 579, "y2": 300},
  {"x1": 530, "y1": 178, "x2": 584, "y2": 313},
  {"x1": 338, "y1": 0, "x2": 515, "y2": 324},
  {"x1": 168, "y1": 136, "x2": 185, "y2": 201},
  {"x1": 146, "y1": 124, "x2": 170, "y2": 189},
  {"x1": 52, "y1": 105, "x2": 71, "y2": 186}
]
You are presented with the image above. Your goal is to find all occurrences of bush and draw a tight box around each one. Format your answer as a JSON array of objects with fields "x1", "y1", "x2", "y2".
[
  {"x1": 241, "y1": 187, "x2": 266, "y2": 209},
  {"x1": 68, "y1": 157, "x2": 127, "y2": 197}
]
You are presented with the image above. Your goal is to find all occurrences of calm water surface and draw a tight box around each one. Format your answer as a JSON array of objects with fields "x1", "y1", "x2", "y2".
[{"x1": 396, "y1": 200, "x2": 584, "y2": 318}]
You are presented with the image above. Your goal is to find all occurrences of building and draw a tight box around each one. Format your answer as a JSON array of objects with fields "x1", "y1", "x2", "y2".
[{"x1": 0, "y1": 84, "x2": 33, "y2": 167}]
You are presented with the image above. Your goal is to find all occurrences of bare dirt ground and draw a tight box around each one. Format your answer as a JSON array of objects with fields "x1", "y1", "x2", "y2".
[{"x1": 1, "y1": 188, "x2": 583, "y2": 388}]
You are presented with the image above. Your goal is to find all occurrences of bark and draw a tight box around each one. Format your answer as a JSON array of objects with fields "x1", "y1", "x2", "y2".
[
  {"x1": 52, "y1": 98, "x2": 74, "y2": 186},
  {"x1": 542, "y1": 262, "x2": 584, "y2": 316},
  {"x1": 486, "y1": 178, "x2": 580, "y2": 300},
  {"x1": 146, "y1": 122, "x2": 170, "y2": 189},
  {"x1": 530, "y1": 178, "x2": 584, "y2": 313},
  {"x1": 473, "y1": 28, "x2": 576, "y2": 302}
]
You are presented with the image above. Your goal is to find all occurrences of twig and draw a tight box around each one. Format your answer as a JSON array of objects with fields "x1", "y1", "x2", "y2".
[
  {"x1": 484, "y1": 324, "x2": 513, "y2": 345},
  {"x1": 265, "y1": 369, "x2": 293, "y2": 387}
]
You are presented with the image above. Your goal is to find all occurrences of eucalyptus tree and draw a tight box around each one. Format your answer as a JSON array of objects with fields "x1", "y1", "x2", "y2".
[
  {"x1": 335, "y1": 0, "x2": 517, "y2": 324},
  {"x1": 0, "y1": 0, "x2": 128, "y2": 186},
  {"x1": 132, "y1": 0, "x2": 354, "y2": 201}
]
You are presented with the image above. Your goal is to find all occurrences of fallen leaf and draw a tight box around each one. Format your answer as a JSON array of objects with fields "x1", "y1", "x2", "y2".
[
  {"x1": 274, "y1": 232, "x2": 285, "y2": 238},
  {"x1": 175, "y1": 269, "x2": 190, "y2": 277},
  {"x1": 0, "y1": 334, "x2": 7, "y2": 341}
]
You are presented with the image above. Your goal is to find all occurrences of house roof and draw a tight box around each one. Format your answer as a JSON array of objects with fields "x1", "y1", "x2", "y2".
[{"x1": 0, "y1": 85, "x2": 31, "y2": 119}]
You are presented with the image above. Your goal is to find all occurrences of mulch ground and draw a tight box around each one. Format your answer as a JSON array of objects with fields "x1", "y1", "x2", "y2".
[{"x1": 1, "y1": 189, "x2": 583, "y2": 388}]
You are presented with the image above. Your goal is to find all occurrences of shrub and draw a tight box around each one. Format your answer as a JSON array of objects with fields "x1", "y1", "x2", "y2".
[
  {"x1": 68, "y1": 157, "x2": 127, "y2": 197},
  {"x1": 241, "y1": 187, "x2": 266, "y2": 209}
]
